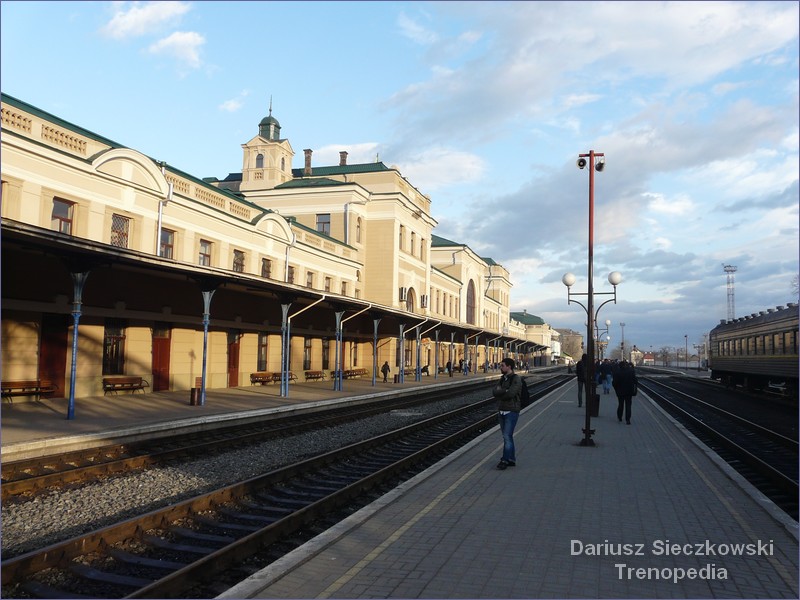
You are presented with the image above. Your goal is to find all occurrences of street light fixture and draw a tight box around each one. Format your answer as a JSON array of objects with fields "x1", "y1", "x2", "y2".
[{"x1": 561, "y1": 149, "x2": 621, "y2": 447}]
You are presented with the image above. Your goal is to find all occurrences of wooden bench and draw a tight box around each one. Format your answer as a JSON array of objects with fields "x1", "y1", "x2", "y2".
[
  {"x1": 102, "y1": 376, "x2": 149, "y2": 395},
  {"x1": 250, "y1": 372, "x2": 297, "y2": 385},
  {"x1": 2, "y1": 379, "x2": 57, "y2": 402},
  {"x1": 341, "y1": 368, "x2": 369, "y2": 379},
  {"x1": 304, "y1": 370, "x2": 326, "y2": 381}
]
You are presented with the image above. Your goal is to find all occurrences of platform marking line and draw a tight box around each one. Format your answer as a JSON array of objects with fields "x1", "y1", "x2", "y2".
[
  {"x1": 317, "y1": 392, "x2": 562, "y2": 598},
  {"x1": 641, "y1": 398, "x2": 798, "y2": 592}
]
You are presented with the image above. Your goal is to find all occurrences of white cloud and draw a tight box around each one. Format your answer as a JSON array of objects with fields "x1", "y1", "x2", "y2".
[
  {"x1": 396, "y1": 147, "x2": 486, "y2": 192},
  {"x1": 219, "y1": 99, "x2": 242, "y2": 112},
  {"x1": 101, "y1": 1, "x2": 191, "y2": 40},
  {"x1": 646, "y1": 192, "x2": 695, "y2": 216},
  {"x1": 147, "y1": 31, "x2": 204, "y2": 70},
  {"x1": 397, "y1": 12, "x2": 438, "y2": 45},
  {"x1": 218, "y1": 90, "x2": 250, "y2": 113}
]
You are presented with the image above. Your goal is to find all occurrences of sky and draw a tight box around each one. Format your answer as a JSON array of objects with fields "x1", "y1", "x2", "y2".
[{"x1": 2, "y1": 1, "x2": 798, "y2": 356}]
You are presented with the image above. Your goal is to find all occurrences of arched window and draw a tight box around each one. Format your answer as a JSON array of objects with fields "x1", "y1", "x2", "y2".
[
  {"x1": 466, "y1": 280, "x2": 477, "y2": 325},
  {"x1": 256, "y1": 154, "x2": 264, "y2": 168},
  {"x1": 406, "y1": 288, "x2": 416, "y2": 312},
  {"x1": 281, "y1": 157, "x2": 285, "y2": 171}
]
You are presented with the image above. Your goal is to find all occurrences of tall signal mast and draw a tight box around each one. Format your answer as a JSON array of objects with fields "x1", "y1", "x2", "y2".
[{"x1": 723, "y1": 264, "x2": 737, "y2": 321}]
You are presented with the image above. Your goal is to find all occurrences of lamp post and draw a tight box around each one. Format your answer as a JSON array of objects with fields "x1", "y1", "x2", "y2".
[
  {"x1": 619, "y1": 322, "x2": 626, "y2": 361},
  {"x1": 561, "y1": 147, "x2": 620, "y2": 447},
  {"x1": 684, "y1": 335, "x2": 688, "y2": 370}
]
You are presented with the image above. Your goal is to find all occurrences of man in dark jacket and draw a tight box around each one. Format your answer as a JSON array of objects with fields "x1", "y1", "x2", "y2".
[
  {"x1": 613, "y1": 361, "x2": 638, "y2": 424},
  {"x1": 492, "y1": 358, "x2": 523, "y2": 470}
]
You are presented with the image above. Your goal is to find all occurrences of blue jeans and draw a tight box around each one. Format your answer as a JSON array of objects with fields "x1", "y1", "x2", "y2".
[{"x1": 498, "y1": 411, "x2": 519, "y2": 463}]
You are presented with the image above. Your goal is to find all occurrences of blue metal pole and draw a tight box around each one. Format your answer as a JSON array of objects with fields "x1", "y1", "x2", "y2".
[
  {"x1": 66, "y1": 271, "x2": 89, "y2": 420},
  {"x1": 434, "y1": 330, "x2": 440, "y2": 379},
  {"x1": 200, "y1": 290, "x2": 215, "y2": 407},
  {"x1": 333, "y1": 311, "x2": 344, "y2": 391},
  {"x1": 415, "y1": 326, "x2": 422, "y2": 381},
  {"x1": 372, "y1": 317, "x2": 380, "y2": 386},
  {"x1": 280, "y1": 303, "x2": 290, "y2": 397},
  {"x1": 398, "y1": 324, "x2": 406, "y2": 383}
]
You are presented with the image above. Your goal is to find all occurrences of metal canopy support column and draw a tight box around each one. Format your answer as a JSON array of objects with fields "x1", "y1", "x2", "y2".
[
  {"x1": 280, "y1": 302, "x2": 291, "y2": 397},
  {"x1": 371, "y1": 317, "x2": 381, "y2": 386},
  {"x1": 333, "y1": 310, "x2": 344, "y2": 391},
  {"x1": 434, "y1": 330, "x2": 440, "y2": 379},
  {"x1": 66, "y1": 271, "x2": 90, "y2": 420},
  {"x1": 449, "y1": 331, "x2": 456, "y2": 377},
  {"x1": 397, "y1": 323, "x2": 406, "y2": 383},
  {"x1": 199, "y1": 289, "x2": 216, "y2": 406},
  {"x1": 415, "y1": 326, "x2": 422, "y2": 381}
]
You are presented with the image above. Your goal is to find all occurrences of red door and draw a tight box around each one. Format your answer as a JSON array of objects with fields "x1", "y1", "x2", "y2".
[
  {"x1": 228, "y1": 332, "x2": 240, "y2": 387},
  {"x1": 152, "y1": 326, "x2": 171, "y2": 391},
  {"x1": 39, "y1": 314, "x2": 68, "y2": 398}
]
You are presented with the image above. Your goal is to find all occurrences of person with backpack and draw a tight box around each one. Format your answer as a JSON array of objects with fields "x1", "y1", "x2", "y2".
[{"x1": 492, "y1": 357, "x2": 523, "y2": 470}]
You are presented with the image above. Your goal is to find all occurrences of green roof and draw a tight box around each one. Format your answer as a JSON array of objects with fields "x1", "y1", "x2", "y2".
[
  {"x1": 276, "y1": 177, "x2": 348, "y2": 189},
  {"x1": 510, "y1": 311, "x2": 546, "y2": 325},
  {"x1": 291, "y1": 162, "x2": 392, "y2": 177},
  {"x1": 431, "y1": 234, "x2": 463, "y2": 247}
]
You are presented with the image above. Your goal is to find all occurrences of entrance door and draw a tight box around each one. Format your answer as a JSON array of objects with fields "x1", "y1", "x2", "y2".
[
  {"x1": 39, "y1": 313, "x2": 68, "y2": 398},
  {"x1": 152, "y1": 325, "x2": 171, "y2": 391},
  {"x1": 227, "y1": 331, "x2": 240, "y2": 387}
]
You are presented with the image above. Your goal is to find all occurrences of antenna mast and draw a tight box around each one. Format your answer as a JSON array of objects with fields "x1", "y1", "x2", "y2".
[{"x1": 723, "y1": 264, "x2": 737, "y2": 321}]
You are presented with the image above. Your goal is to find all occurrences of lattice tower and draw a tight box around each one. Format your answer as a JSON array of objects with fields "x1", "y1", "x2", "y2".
[{"x1": 723, "y1": 264, "x2": 737, "y2": 321}]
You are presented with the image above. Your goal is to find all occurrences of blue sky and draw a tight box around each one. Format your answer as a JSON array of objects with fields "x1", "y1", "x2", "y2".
[{"x1": 2, "y1": 1, "x2": 798, "y2": 356}]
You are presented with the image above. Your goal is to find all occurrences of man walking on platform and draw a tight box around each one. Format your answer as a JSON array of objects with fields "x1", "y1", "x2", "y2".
[
  {"x1": 613, "y1": 360, "x2": 638, "y2": 424},
  {"x1": 493, "y1": 358, "x2": 522, "y2": 470}
]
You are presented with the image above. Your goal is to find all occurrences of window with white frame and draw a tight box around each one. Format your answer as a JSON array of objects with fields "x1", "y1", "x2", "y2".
[{"x1": 199, "y1": 239, "x2": 212, "y2": 266}]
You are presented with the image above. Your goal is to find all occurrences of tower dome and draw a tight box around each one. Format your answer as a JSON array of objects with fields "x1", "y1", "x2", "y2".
[{"x1": 258, "y1": 98, "x2": 281, "y2": 141}]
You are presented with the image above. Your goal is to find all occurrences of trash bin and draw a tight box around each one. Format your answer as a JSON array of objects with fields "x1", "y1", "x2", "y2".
[
  {"x1": 588, "y1": 392, "x2": 600, "y2": 417},
  {"x1": 189, "y1": 387, "x2": 200, "y2": 405},
  {"x1": 393, "y1": 374, "x2": 400, "y2": 383}
]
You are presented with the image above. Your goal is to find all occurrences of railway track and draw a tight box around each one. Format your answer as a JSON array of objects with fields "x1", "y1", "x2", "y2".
[
  {"x1": 2, "y1": 381, "x2": 490, "y2": 500},
  {"x1": 639, "y1": 376, "x2": 799, "y2": 520},
  {"x1": 1, "y1": 376, "x2": 569, "y2": 599}
]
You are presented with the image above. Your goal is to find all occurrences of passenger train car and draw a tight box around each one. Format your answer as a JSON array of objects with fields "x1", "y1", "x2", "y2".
[{"x1": 708, "y1": 303, "x2": 798, "y2": 396}]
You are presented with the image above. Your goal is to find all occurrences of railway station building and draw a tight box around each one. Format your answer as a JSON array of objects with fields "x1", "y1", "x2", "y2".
[{"x1": 1, "y1": 93, "x2": 553, "y2": 403}]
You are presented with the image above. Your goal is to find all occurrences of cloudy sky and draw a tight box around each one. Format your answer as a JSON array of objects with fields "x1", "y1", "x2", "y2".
[{"x1": 2, "y1": 1, "x2": 797, "y2": 355}]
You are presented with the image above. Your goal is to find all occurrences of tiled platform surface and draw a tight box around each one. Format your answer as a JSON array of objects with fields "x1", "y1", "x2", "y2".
[{"x1": 219, "y1": 383, "x2": 799, "y2": 599}]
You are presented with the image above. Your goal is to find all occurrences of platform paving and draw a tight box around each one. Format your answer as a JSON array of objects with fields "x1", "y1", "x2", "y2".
[{"x1": 219, "y1": 382, "x2": 799, "y2": 599}]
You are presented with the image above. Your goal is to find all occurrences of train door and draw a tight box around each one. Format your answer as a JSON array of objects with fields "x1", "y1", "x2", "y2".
[
  {"x1": 39, "y1": 313, "x2": 68, "y2": 398},
  {"x1": 152, "y1": 325, "x2": 171, "y2": 391},
  {"x1": 227, "y1": 331, "x2": 241, "y2": 387}
]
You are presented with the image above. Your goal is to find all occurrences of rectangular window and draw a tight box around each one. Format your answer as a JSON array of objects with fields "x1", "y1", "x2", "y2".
[
  {"x1": 324, "y1": 277, "x2": 332, "y2": 292},
  {"x1": 411, "y1": 232, "x2": 416, "y2": 256},
  {"x1": 103, "y1": 319, "x2": 126, "y2": 375},
  {"x1": 257, "y1": 333, "x2": 268, "y2": 371},
  {"x1": 316, "y1": 213, "x2": 331, "y2": 235},
  {"x1": 199, "y1": 239, "x2": 212, "y2": 266},
  {"x1": 233, "y1": 249, "x2": 245, "y2": 273},
  {"x1": 341, "y1": 281, "x2": 347, "y2": 296},
  {"x1": 399, "y1": 225, "x2": 404, "y2": 250},
  {"x1": 160, "y1": 229, "x2": 175, "y2": 259},
  {"x1": 261, "y1": 258, "x2": 272, "y2": 278},
  {"x1": 303, "y1": 337, "x2": 312, "y2": 370},
  {"x1": 322, "y1": 338, "x2": 330, "y2": 370},
  {"x1": 306, "y1": 272, "x2": 314, "y2": 288},
  {"x1": 110, "y1": 214, "x2": 131, "y2": 248},
  {"x1": 51, "y1": 198, "x2": 74, "y2": 234},
  {"x1": 287, "y1": 265, "x2": 295, "y2": 284}
]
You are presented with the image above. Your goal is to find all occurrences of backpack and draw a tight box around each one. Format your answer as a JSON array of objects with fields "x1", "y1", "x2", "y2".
[{"x1": 518, "y1": 374, "x2": 530, "y2": 406}]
